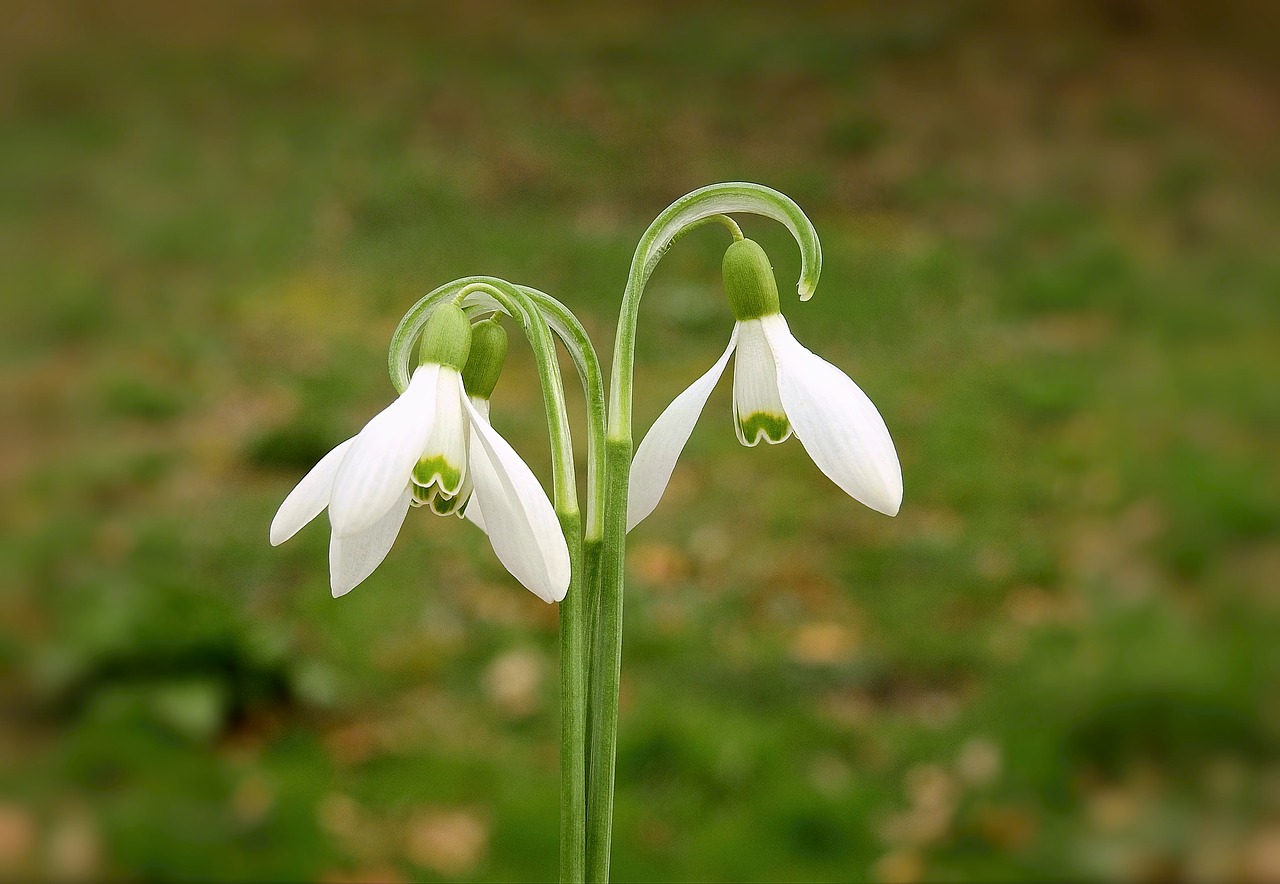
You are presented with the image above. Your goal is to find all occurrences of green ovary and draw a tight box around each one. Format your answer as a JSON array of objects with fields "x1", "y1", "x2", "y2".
[
  {"x1": 413, "y1": 456, "x2": 463, "y2": 495},
  {"x1": 739, "y1": 412, "x2": 790, "y2": 444}
]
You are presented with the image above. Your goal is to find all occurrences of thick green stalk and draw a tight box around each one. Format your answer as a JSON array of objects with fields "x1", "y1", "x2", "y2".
[
  {"x1": 557, "y1": 508, "x2": 586, "y2": 884},
  {"x1": 586, "y1": 436, "x2": 631, "y2": 882},
  {"x1": 517, "y1": 287, "x2": 608, "y2": 884},
  {"x1": 586, "y1": 185, "x2": 822, "y2": 882}
]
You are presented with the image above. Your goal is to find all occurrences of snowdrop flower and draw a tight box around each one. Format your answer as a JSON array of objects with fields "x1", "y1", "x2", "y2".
[
  {"x1": 270, "y1": 305, "x2": 570, "y2": 602},
  {"x1": 628, "y1": 238, "x2": 902, "y2": 530}
]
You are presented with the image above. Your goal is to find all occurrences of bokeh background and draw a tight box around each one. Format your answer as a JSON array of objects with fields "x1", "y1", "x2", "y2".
[{"x1": 3, "y1": 1, "x2": 1278, "y2": 881}]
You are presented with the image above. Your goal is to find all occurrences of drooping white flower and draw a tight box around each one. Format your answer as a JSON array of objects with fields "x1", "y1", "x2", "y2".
[
  {"x1": 270, "y1": 307, "x2": 570, "y2": 603},
  {"x1": 628, "y1": 238, "x2": 902, "y2": 531}
]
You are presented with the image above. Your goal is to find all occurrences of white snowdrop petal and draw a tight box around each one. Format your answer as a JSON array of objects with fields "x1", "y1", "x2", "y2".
[
  {"x1": 328, "y1": 486, "x2": 412, "y2": 597},
  {"x1": 731, "y1": 319, "x2": 792, "y2": 447},
  {"x1": 413, "y1": 368, "x2": 469, "y2": 495},
  {"x1": 762, "y1": 315, "x2": 903, "y2": 516},
  {"x1": 329, "y1": 365, "x2": 439, "y2": 537},
  {"x1": 270, "y1": 437, "x2": 355, "y2": 546},
  {"x1": 627, "y1": 328, "x2": 738, "y2": 532},
  {"x1": 462, "y1": 396, "x2": 570, "y2": 603}
]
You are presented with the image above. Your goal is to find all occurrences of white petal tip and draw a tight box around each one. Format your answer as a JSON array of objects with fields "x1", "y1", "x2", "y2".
[
  {"x1": 269, "y1": 510, "x2": 306, "y2": 546},
  {"x1": 861, "y1": 477, "x2": 902, "y2": 517},
  {"x1": 462, "y1": 396, "x2": 573, "y2": 606},
  {"x1": 529, "y1": 561, "x2": 571, "y2": 604},
  {"x1": 532, "y1": 584, "x2": 567, "y2": 605},
  {"x1": 270, "y1": 438, "x2": 356, "y2": 547},
  {"x1": 328, "y1": 556, "x2": 370, "y2": 598},
  {"x1": 330, "y1": 563, "x2": 364, "y2": 597}
]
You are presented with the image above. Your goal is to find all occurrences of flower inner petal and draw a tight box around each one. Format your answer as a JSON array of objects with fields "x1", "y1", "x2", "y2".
[
  {"x1": 732, "y1": 317, "x2": 792, "y2": 447},
  {"x1": 413, "y1": 367, "x2": 469, "y2": 495}
]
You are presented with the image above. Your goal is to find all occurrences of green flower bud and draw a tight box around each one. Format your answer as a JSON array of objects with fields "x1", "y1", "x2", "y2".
[
  {"x1": 418, "y1": 303, "x2": 473, "y2": 370},
  {"x1": 722, "y1": 238, "x2": 781, "y2": 322},
  {"x1": 462, "y1": 318, "x2": 508, "y2": 399}
]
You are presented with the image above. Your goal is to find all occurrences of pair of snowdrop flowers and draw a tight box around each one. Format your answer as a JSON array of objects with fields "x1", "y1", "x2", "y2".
[
  {"x1": 270, "y1": 304, "x2": 571, "y2": 603},
  {"x1": 271, "y1": 237, "x2": 900, "y2": 604}
]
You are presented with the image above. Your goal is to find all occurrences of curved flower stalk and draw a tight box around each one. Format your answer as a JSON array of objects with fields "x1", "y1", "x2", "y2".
[
  {"x1": 627, "y1": 238, "x2": 902, "y2": 531},
  {"x1": 606, "y1": 183, "x2": 823, "y2": 439},
  {"x1": 269, "y1": 303, "x2": 570, "y2": 603},
  {"x1": 588, "y1": 183, "x2": 827, "y2": 882},
  {"x1": 388, "y1": 276, "x2": 599, "y2": 884},
  {"x1": 387, "y1": 279, "x2": 591, "y2": 521}
]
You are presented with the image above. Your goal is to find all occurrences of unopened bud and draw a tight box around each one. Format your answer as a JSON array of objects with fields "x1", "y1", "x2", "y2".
[{"x1": 462, "y1": 318, "x2": 508, "y2": 399}]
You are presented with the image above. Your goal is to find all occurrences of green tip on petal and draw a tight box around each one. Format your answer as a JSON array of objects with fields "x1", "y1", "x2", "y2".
[
  {"x1": 413, "y1": 455, "x2": 464, "y2": 496},
  {"x1": 738, "y1": 412, "x2": 791, "y2": 445},
  {"x1": 723, "y1": 238, "x2": 781, "y2": 321},
  {"x1": 462, "y1": 319, "x2": 508, "y2": 399},
  {"x1": 429, "y1": 490, "x2": 464, "y2": 516},
  {"x1": 412, "y1": 481, "x2": 468, "y2": 516},
  {"x1": 419, "y1": 303, "x2": 473, "y2": 370}
]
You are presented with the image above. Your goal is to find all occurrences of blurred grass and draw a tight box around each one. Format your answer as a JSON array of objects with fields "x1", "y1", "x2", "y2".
[{"x1": 2, "y1": 1, "x2": 1279, "y2": 881}]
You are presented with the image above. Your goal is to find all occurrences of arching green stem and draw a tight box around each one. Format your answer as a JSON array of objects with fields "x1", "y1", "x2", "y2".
[
  {"x1": 515, "y1": 286, "x2": 607, "y2": 545},
  {"x1": 514, "y1": 289, "x2": 609, "y2": 784},
  {"x1": 390, "y1": 276, "x2": 589, "y2": 883},
  {"x1": 587, "y1": 184, "x2": 822, "y2": 882}
]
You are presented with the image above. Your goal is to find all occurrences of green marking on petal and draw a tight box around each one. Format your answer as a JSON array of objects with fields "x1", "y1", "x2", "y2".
[
  {"x1": 413, "y1": 455, "x2": 463, "y2": 494},
  {"x1": 429, "y1": 490, "x2": 463, "y2": 516},
  {"x1": 739, "y1": 412, "x2": 790, "y2": 445},
  {"x1": 413, "y1": 480, "x2": 469, "y2": 516}
]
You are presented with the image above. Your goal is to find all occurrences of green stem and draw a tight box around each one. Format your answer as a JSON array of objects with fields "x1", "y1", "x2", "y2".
[
  {"x1": 389, "y1": 276, "x2": 589, "y2": 883},
  {"x1": 517, "y1": 286, "x2": 607, "y2": 545},
  {"x1": 586, "y1": 184, "x2": 823, "y2": 882},
  {"x1": 476, "y1": 280, "x2": 587, "y2": 884},
  {"x1": 557, "y1": 508, "x2": 586, "y2": 884},
  {"x1": 517, "y1": 286, "x2": 607, "y2": 884},
  {"x1": 517, "y1": 289, "x2": 610, "y2": 829},
  {"x1": 586, "y1": 436, "x2": 631, "y2": 883}
]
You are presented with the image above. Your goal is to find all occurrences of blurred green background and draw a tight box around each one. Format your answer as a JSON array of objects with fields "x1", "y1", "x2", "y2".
[{"x1": 2, "y1": 1, "x2": 1278, "y2": 881}]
